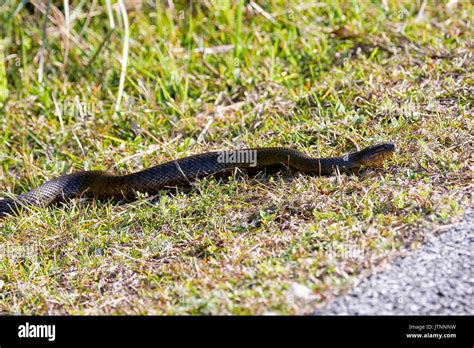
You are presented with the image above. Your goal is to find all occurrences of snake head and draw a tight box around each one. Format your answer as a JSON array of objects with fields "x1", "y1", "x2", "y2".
[{"x1": 359, "y1": 142, "x2": 395, "y2": 168}]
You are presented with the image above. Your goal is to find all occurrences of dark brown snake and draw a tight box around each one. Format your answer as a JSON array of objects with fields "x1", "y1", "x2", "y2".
[{"x1": 0, "y1": 143, "x2": 395, "y2": 219}]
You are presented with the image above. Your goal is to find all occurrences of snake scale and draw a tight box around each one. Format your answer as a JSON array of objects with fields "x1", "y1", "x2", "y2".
[{"x1": 0, "y1": 143, "x2": 395, "y2": 218}]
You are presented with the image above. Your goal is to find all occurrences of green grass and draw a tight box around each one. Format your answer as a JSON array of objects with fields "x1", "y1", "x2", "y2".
[{"x1": 0, "y1": 0, "x2": 472, "y2": 314}]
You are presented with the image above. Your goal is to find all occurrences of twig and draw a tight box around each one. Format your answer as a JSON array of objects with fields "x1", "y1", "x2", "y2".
[
  {"x1": 415, "y1": 0, "x2": 427, "y2": 23},
  {"x1": 29, "y1": 0, "x2": 87, "y2": 52},
  {"x1": 105, "y1": 0, "x2": 115, "y2": 29},
  {"x1": 196, "y1": 117, "x2": 214, "y2": 144},
  {"x1": 38, "y1": 0, "x2": 51, "y2": 84},
  {"x1": 78, "y1": 0, "x2": 98, "y2": 37},
  {"x1": 113, "y1": 0, "x2": 129, "y2": 117},
  {"x1": 4, "y1": 0, "x2": 29, "y2": 24},
  {"x1": 62, "y1": 0, "x2": 71, "y2": 82},
  {"x1": 249, "y1": 1, "x2": 277, "y2": 25},
  {"x1": 172, "y1": 44, "x2": 236, "y2": 56}
]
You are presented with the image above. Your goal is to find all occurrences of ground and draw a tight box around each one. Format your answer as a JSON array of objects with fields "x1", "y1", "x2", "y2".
[
  {"x1": 0, "y1": 1, "x2": 472, "y2": 314},
  {"x1": 315, "y1": 209, "x2": 473, "y2": 315}
]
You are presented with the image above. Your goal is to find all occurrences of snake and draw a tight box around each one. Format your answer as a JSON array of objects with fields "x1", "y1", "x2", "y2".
[{"x1": 0, "y1": 142, "x2": 395, "y2": 219}]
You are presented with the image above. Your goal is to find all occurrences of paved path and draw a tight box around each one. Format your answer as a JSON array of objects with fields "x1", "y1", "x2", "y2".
[{"x1": 315, "y1": 209, "x2": 473, "y2": 315}]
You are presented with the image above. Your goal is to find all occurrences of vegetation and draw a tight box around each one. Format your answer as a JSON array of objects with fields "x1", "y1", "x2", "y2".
[{"x1": 0, "y1": 0, "x2": 471, "y2": 314}]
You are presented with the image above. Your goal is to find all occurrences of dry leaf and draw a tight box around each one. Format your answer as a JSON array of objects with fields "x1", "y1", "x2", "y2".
[{"x1": 331, "y1": 26, "x2": 360, "y2": 40}]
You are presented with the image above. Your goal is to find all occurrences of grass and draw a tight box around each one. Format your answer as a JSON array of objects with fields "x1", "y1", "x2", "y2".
[{"x1": 0, "y1": 0, "x2": 472, "y2": 314}]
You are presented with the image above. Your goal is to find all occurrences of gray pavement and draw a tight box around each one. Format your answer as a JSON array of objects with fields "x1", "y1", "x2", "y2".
[{"x1": 315, "y1": 209, "x2": 473, "y2": 315}]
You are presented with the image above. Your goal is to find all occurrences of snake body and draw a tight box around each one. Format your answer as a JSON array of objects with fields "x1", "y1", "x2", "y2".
[{"x1": 0, "y1": 143, "x2": 394, "y2": 218}]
